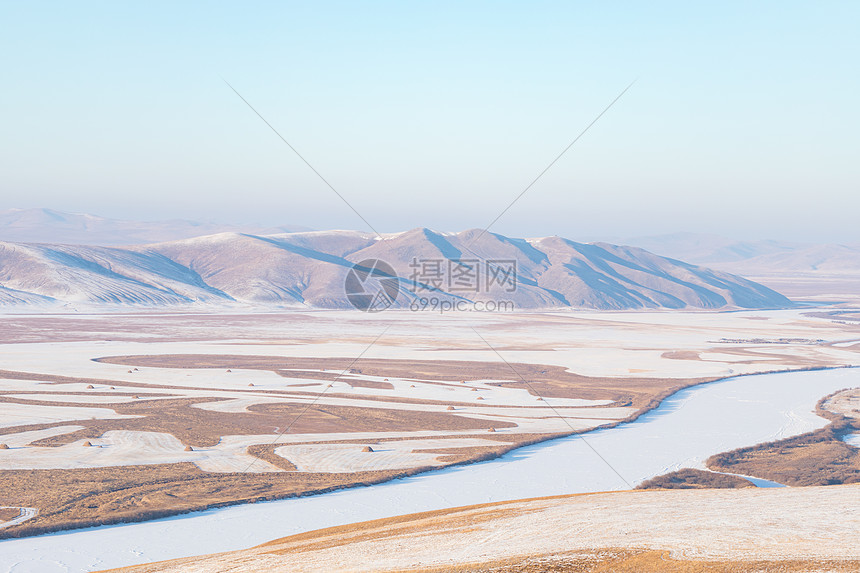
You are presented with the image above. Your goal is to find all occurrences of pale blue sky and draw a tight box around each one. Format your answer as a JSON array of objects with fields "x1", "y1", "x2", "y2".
[{"x1": 2, "y1": 1, "x2": 858, "y2": 241}]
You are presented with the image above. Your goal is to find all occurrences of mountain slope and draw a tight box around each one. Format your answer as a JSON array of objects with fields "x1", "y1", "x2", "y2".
[
  {"x1": 0, "y1": 229, "x2": 792, "y2": 310},
  {"x1": 0, "y1": 242, "x2": 229, "y2": 305}
]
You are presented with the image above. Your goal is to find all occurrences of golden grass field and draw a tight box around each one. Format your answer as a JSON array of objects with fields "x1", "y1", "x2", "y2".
[
  {"x1": 706, "y1": 387, "x2": 860, "y2": 486},
  {"x1": 103, "y1": 484, "x2": 860, "y2": 572},
  {"x1": 638, "y1": 387, "x2": 860, "y2": 489}
]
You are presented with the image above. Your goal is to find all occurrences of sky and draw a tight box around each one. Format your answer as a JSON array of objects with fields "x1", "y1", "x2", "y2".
[{"x1": 2, "y1": 1, "x2": 858, "y2": 243}]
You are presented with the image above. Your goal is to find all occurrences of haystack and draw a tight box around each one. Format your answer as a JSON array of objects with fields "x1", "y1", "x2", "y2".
[
  {"x1": 471, "y1": 387, "x2": 478, "y2": 392},
  {"x1": 488, "y1": 427, "x2": 496, "y2": 433},
  {"x1": 226, "y1": 369, "x2": 232, "y2": 373},
  {"x1": 361, "y1": 446, "x2": 374, "y2": 453},
  {"x1": 476, "y1": 396, "x2": 485, "y2": 400},
  {"x1": 127, "y1": 370, "x2": 133, "y2": 374},
  {"x1": 82, "y1": 441, "x2": 93, "y2": 447},
  {"x1": 248, "y1": 383, "x2": 255, "y2": 387},
  {"x1": 185, "y1": 446, "x2": 194, "y2": 452},
  {"x1": 0, "y1": 444, "x2": 9, "y2": 450},
  {"x1": 446, "y1": 406, "x2": 455, "y2": 411},
  {"x1": 86, "y1": 385, "x2": 95, "y2": 389}
]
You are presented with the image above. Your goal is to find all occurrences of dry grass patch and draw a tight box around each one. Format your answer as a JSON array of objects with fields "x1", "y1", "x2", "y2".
[
  {"x1": 245, "y1": 444, "x2": 298, "y2": 471},
  {"x1": 103, "y1": 485, "x2": 860, "y2": 572},
  {"x1": 707, "y1": 426, "x2": 860, "y2": 486},
  {"x1": 636, "y1": 468, "x2": 754, "y2": 490},
  {"x1": 664, "y1": 347, "x2": 821, "y2": 368},
  {"x1": 410, "y1": 444, "x2": 523, "y2": 465},
  {"x1": 427, "y1": 550, "x2": 860, "y2": 572},
  {"x1": 94, "y1": 354, "x2": 720, "y2": 409},
  {"x1": 0, "y1": 508, "x2": 21, "y2": 522},
  {"x1": 706, "y1": 388, "x2": 860, "y2": 486},
  {"x1": 0, "y1": 431, "x2": 556, "y2": 538},
  {"x1": 0, "y1": 462, "x2": 451, "y2": 539},
  {"x1": 1, "y1": 396, "x2": 508, "y2": 449},
  {"x1": 104, "y1": 549, "x2": 860, "y2": 573}
]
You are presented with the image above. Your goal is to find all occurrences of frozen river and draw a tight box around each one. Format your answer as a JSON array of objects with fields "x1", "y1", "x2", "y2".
[{"x1": 1, "y1": 367, "x2": 857, "y2": 572}]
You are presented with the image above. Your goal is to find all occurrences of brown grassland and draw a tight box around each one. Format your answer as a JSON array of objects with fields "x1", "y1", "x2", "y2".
[
  {"x1": 0, "y1": 462, "x2": 431, "y2": 539},
  {"x1": 0, "y1": 429, "x2": 563, "y2": 539},
  {"x1": 706, "y1": 388, "x2": 860, "y2": 486},
  {"x1": 635, "y1": 468, "x2": 753, "y2": 490},
  {"x1": 107, "y1": 550, "x2": 860, "y2": 572},
  {"x1": 640, "y1": 387, "x2": 860, "y2": 488},
  {"x1": 0, "y1": 507, "x2": 22, "y2": 522},
  {"x1": 405, "y1": 551, "x2": 860, "y2": 572},
  {"x1": 93, "y1": 354, "x2": 721, "y2": 408},
  {"x1": 104, "y1": 485, "x2": 860, "y2": 573},
  {"x1": 4, "y1": 396, "x2": 510, "y2": 449}
]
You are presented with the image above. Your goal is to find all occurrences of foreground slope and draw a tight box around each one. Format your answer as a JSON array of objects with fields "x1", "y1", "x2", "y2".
[
  {"x1": 0, "y1": 228, "x2": 791, "y2": 309},
  {"x1": 109, "y1": 484, "x2": 860, "y2": 572}
]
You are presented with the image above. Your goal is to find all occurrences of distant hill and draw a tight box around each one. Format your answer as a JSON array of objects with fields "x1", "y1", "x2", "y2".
[
  {"x1": 0, "y1": 208, "x2": 309, "y2": 246},
  {"x1": 623, "y1": 232, "x2": 805, "y2": 264},
  {"x1": 623, "y1": 233, "x2": 860, "y2": 299},
  {"x1": 0, "y1": 228, "x2": 791, "y2": 310}
]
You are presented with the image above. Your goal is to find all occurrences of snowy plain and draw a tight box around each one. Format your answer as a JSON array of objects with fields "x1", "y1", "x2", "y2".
[{"x1": 0, "y1": 367, "x2": 856, "y2": 573}]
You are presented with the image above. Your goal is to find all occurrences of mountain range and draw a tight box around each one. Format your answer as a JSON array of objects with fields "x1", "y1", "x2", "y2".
[{"x1": 0, "y1": 226, "x2": 790, "y2": 310}]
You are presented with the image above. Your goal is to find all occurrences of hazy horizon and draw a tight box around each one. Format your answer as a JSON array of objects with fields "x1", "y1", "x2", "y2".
[
  {"x1": 3, "y1": 2, "x2": 858, "y2": 243},
  {"x1": 1, "y1": 206, "x2": 851, "y2": 247}
]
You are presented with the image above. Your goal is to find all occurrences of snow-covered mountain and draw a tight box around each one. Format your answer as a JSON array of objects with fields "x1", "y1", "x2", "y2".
[{"x1": 0, "y1": 228, "x2": 791, "y2": 310}]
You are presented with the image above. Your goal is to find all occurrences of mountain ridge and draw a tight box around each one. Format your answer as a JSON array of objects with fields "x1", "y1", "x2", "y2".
[{"x1": 0, "y1": 228, "x2": 791, "y2": 310}]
